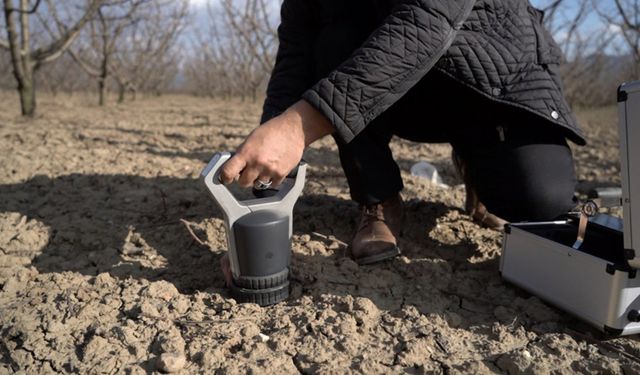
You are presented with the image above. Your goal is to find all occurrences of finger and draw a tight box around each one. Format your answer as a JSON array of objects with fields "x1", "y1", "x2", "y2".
[
  {"x1": 271, "y1": 173, "x2": 286, "y2": 188},
  {"x1": 255, "y1": 173, "x2": 273, "y2": 188},
  {"x1": 220, "y1": 155, "x2": 246, "y2": 185},
  {"x1": 220, "y1": 253, "x2": 232, "y2": 287},
  {"x1": 238, "y1": 165, "x2": 261, "y2": 188}
]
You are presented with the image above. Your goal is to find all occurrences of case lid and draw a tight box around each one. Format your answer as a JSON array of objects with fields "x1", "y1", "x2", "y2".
[{"x1": 618, "y1": 81, "x2": 640, "y2": 268}]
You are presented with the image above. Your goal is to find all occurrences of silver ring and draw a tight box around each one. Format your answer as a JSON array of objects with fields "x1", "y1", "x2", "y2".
[{"x1": 254, "y1": 179, "x2": 273, "y2": 190}]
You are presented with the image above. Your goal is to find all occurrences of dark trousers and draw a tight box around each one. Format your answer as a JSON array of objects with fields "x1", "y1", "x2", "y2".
[
  {"x1": 312, "y1": 21, "x2": 577, "y2": 222},
  {"x1": 335, "y1": 72, "x2": 577, "y2": 222}
]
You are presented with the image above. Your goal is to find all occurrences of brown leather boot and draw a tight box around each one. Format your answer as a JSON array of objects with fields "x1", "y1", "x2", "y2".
[
  {"x1": 351, "y1": 194, "x2": 404, "y2": 265},
  {"x1": 452, "y1": 150, "x2": 508, "y2": 230},
  {"x1": 465, "y1": 187, "x2": 508, "y2": 230}
]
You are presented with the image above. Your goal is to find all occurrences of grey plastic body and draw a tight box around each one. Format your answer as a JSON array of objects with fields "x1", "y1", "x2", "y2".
[
  {"x1": 233, "y1": 210, "x2": 290, "y2": 277},
  {"x1": 500, "y1": 80, "x2": 640, "y2": 335},
  {"x1": 201, "y1": 152, "x2": 306, "y2": 305}
]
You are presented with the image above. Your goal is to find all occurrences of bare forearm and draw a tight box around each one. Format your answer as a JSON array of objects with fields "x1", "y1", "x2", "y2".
[{"x1": 281, "y1": 99, "x2": 335, "y2": 147}]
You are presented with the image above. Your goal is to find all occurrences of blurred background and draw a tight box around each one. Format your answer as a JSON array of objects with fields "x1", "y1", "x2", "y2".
[{"x1": 0, "y1": 0, "x2": 638, "y2": 117}]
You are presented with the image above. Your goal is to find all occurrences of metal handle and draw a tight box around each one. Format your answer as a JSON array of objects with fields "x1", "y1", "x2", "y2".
[{"x1": 201, "y1": 152, "x2": 307, "y2": 224}]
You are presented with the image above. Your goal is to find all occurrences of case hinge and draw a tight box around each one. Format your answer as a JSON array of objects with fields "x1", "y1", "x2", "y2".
[{"x1": 618, "y1": 86, "x2": 628, "y2": 102}]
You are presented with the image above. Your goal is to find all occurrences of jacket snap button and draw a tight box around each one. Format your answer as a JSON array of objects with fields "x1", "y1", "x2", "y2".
[
  {"x1": 492, "y1": 87, "x2": 501, "y2": 96},
  {"x1": 551, "y1": 110, "x2": 559, "y2": 119}
]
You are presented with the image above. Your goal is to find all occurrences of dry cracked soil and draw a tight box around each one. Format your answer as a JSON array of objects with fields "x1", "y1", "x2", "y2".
[{"x1": 0, "y1": 92, "x2": 639, "y2": 374}]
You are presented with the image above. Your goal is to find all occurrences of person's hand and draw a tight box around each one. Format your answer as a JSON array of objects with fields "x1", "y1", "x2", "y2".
[
  {"x1": 220, "y1": 253, "x2": 232, "y2": 287},
  {"x1": 220, "y1": 100, "x2": 334, "y2": 187}
]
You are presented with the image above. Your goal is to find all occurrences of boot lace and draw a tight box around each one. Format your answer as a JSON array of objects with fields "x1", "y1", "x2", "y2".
[{"x1": 359, "y1": 204, "x2": 385, "y2": 230}]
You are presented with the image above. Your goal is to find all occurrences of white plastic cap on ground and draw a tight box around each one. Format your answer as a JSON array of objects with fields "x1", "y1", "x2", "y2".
[{"x1": 410, "y1": 161, "x2": 449, "y2": 188}]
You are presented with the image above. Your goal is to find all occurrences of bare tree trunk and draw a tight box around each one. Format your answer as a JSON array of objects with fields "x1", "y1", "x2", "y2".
[
  {"x1": 18, "y1": 0, "x2": 35, "y2": 115},
  {"x1": 1, "y1": 0, "x2": 103, "y2": 116},
  {"x1": 19, "y1": 75, "x2": 35, "y2": 115},
  {"x1": 98, "y1": 79, "x2": 106, "y2": 106},
  {"x1": 3, "y1": 0, "x2": 36, "y2": 115},
  {"x1": 18, "y1": 76, "x2": 35, "y2": 115},
  {"x1": 117, "y1": 82, "x2": 125, "y2": 103},
  {"x1": 98, "y1": 10, "x2": 108, "y2": 106}
]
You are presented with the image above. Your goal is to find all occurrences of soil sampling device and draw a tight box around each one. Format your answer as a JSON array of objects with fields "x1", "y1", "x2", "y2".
[
  {"x1": 201, "y1": 152, "x2": 307, "y2": 306},
  {"x1": 501, "y1": 80, "x2": 640, "y2": 335}
]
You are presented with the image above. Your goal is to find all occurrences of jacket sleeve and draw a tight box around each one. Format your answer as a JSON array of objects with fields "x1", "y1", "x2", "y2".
[
  {"x1": 302, "y1": 0, "x2": 475, "y2": 143},
  {"x1": 260, "y1": 0, "x2": 317, "y2": 124}
]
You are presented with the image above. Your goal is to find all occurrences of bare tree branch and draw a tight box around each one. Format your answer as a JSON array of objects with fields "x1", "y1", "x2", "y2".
[
  {"x1": 4, "y1": 0, "x2": 41, "y2": 15},
  {"x1": 183, "y1": 0, "x2": 278, "y2": 100},
  {"x1": 592, "y1": 0, "x2": 640, "y2": 77},
  {"x1": 562, "y1": 0, "x2": 590, "y2": 56},
  {"x1": 68, "y1": 48, "x2": 100, "y2": 76},
  {"x1": 614, "y1": 0, "x2": 638, "y2": 30},
  {"x1": 31, "y1": 0, "x2": 104, "y2": 66},
  {"x1": 221, "y1": 0, "x2": 275, "y2": 73},
  {"x1": 542, "y1": 0, "x2": 564, "y2": 25},
  {"x1": 542, "y1": 0, "x2": 564, "y2": 13}
]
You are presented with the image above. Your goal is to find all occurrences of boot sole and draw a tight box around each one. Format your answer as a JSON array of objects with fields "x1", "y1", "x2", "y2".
[{"x1": 354, "y1": 246, "x2": 401, "y2": 265}]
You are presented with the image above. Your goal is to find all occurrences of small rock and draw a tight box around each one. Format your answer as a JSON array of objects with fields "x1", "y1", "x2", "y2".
[
  {"x1": 353, "y1": 297, "x2": 380, "y2": 326},
  {"x1": 145, "y1": 281, "x2": 179, "y2": 301},
  {"x1": 240, "y1": 325, "x2": 260, "y2": 338},
  {"x1": 1, "y1": 277, "x2": 21, "y2": 294},
  {"x1": 112, "y1": 326, "x2": 138, "y2": 347},
  {"x1": 121, "y1": 242, "x2": 144, "y2": 256},
  {"x1": 306, "y1": 240, "x2": 326, "y2": 255},
  {"x1": 354, "y1": 297, "x2": 378, "y2": 316},
  {"x1": 157, "y1": 352, "x2": 186, "y2": 373},
  {"x1": 139, "y1": 301, "x2": 160, "y2": 318},
  {"x1": 171, "y1": 296, "x2": 190, "y2": 314},
  {"x1": 258, "y1": 333, "x2": 270, "y2": 342},
  {"x1": 46, "y1": 320, "x2": 65, "y2": 334},
  {"x1": 93, "y1": 272, "x2": 115, "y2": 287},
  {"x1": 327, "y1": 241, "x2": 341, "y2": 250},
  {"x1": 299, "y1": 234, "x2": 311, "y2": 243},
  {"x1": 84, "y1": 335, "x2": 110, "y2": 360},
  {"x1": 155, "y1": 327, "x2": 186, "y2": 353}
]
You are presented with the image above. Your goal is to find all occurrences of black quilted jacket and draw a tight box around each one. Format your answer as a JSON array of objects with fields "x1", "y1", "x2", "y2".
[{"x1": 261, "y1": 0, "x2": 586, "y2": 145}]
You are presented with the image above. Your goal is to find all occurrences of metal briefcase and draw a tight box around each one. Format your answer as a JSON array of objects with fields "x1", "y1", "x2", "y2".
[{"x1": 500, "y1": 80, "x2": 640, "y2": 335}]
